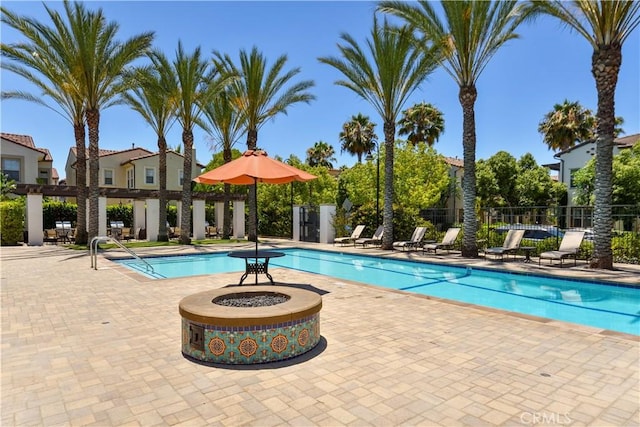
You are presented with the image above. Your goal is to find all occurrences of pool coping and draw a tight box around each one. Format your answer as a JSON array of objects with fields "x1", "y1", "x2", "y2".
[{"x1": 100, "y1": 243, "x2": 640, "y2": 341}]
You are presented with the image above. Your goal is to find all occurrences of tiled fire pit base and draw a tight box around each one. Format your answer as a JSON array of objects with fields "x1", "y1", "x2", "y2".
[{"x1": 179, "y1": 286, "x2": 322, "y2": 364}]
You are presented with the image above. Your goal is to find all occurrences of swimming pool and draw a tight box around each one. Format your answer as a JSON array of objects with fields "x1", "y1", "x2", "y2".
[{"x1": 117, "y1": 248, "x2": 640, "y2": 335}]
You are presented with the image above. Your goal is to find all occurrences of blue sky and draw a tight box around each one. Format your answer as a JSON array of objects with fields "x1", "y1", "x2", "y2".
[{"x1": 1, "y1": 1, "x2": 638, "y2": 180}]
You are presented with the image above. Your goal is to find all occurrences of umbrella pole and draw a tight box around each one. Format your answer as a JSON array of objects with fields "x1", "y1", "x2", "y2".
[{"x1": 254, "y1": 178, "x2": 258, "y2": 285}]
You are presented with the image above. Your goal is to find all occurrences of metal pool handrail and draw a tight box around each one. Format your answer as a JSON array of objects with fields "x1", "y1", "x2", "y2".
[{"x1": 90, "y1": 236, "x2": 154, "y2": 273}]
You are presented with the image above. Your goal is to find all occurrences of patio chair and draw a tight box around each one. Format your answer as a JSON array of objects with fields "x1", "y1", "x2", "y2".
[
  {"x1": 422, "y1": 227, "x2": 461, "y2": 254},
  {"x1": 485, "y1": 229, "x2": 525, "y2": 260},
  {"x1": 205, "y1": 225, "x2": 219, "y2": 238},
  {"x1": 334, "y1": 224, "x2": 366, "y2": 246},
  {"x1": 43, "y1": 229, "x2": 58, "y2": 244},
  {"x1": 538, "y1": 231, "x2": 585, "y2": 266},
  {"x1": 393, "y1": 226, "x2": 427, "y2": 251},
  {"x1": 354, "y1": 225, "x2": 384, "y2": 248}
]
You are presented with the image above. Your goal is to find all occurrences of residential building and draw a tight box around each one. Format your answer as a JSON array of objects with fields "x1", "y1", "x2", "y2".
[
  {"x1": 553, "y1": 133, "x2": 639, "y2": 226},
  {"x1": 64, "y1": 145, "x2": 205, "y2": 202},
  {"x1": 1, "y1": 132, "x2": 58, "y2": 185}
]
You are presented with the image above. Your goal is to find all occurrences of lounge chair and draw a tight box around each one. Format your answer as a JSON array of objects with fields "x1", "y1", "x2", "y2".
[
  {"x1": 485, "y1": 229, "x2": 525, "y2": 260},
  {"x1": 538, "y1": 230, "x2": 585, "y2": 266},
  {"x1": 354, "y1": 225, "x2": 384, "y2": 248},
  {"x1": 334, "y1": 224, "x2": 366, "y2": 246},
  {"x1": 393, "y1": 226, "x2": 427, "y2": 251},
  {"x1": 422, "y1": 227, "x2": 461, "y2": 254}
]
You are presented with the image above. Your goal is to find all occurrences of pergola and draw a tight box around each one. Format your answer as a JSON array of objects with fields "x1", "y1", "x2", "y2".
[{"x1": 15, "y1": 184, "x2": 247, "y2": 245}]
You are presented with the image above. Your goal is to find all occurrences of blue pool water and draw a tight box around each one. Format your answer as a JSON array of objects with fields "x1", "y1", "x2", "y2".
[{"x1": 117, "y1": 248, "x2": 640, "y2": 335}]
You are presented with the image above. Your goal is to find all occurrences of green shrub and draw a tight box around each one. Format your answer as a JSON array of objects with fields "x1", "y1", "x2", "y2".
[
  {"x1": 0, "y1": 200, "x2": 24, "y2": 245},
  {"x1": 43, "y1": 201, "x2": 77, "y2": 229},
  {"x1": 613, "y1": 233, "x2": 640, "y2": 264},
  {"x1": 106, "y1": 204, "x2": 133, "y2": 227}
]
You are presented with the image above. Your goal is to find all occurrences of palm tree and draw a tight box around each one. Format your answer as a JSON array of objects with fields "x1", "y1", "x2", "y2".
[
  {"x1": 398, "y1": 102, "x2": 445, "y2": 146},
  {"x1": 306, "y1": 141, "x2": 336, "y2": 168},
  {"x1": 201, "y1": 89, "x2": 245, "y2": 239},
  {"x1": 538, "y1": 100, "x2": 596, "y2": 151},
  {"x1": 170, "y1": 42, "x2": 231, "y2": 245},
  {"x1": 379, "y1": 0, "x2": 533, "y2": 257},
  {"x1": 1, "y1": 3, "x2": 90, "y2": 244},
  {"x1": 338, "y1": 114, "x2": 378, "y2": 163},
  {"x1": 212, "y1": 46, "x2": 315, "y2": 242},
  {"x1": 320, "y1": 16, "x2": 439, "y2": 250},
  {"x1": 121, "y1": 50, "x2": 177, "y2": 242},
  {"x1": 61, "y1": 1, "x2": 154, "y2": 241},
  {"x1": 533, "y1": 0, "x2": 640, "y2": 270}
]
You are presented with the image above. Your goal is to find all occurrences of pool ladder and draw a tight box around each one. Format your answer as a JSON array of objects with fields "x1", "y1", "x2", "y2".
[{"x1": 90, "y1": 236, "x2": 155, "y2": 273}]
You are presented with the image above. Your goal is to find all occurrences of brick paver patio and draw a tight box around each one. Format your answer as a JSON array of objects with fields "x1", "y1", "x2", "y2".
[{"x1": 2, "y1": 243, "x2": 638, "y2": 426}]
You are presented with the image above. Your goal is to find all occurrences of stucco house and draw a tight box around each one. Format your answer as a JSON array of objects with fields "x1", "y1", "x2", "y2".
[
  {"x1": 553, "y1": 133, "x2": 639, "y2": 226},
  {"x1": 1, "y1": 132, "x2": 58, "y2": 185},
  {"x1": 64, "y1": 145, "x2": 205, "y2": 203}
]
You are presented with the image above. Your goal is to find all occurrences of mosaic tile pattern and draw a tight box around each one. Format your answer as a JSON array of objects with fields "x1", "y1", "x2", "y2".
[{"x1": 181, "y1": 314, "x2": 320, "y2": 364}]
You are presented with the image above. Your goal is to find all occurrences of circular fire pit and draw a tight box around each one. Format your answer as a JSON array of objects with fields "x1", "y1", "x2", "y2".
[{"x1": 179, "y1": 286, "x2": 322, "y2": 364}]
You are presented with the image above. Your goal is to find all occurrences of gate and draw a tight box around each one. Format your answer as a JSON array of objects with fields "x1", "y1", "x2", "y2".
[{"x1": 299, "y1": 206, "x2": 319, "y2": 242}]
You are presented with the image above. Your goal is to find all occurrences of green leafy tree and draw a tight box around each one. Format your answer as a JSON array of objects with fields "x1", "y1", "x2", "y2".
[
  {"x1": 170, "y1": 42, "x2": 230, "y2": 244},
  {"x1": 393, "y1": 141, "x2": 450, "y2": 212},
  {"x1": 319, "y1": 17, "x2": 440, "y2": 249},
  {"x1": 202, "y1": 90, "x2": 246, "y2": 239},
  {"x1": 339, "y1": 114, "x2": 378, "y2": 163},
  {"x1": 398, "y1": 102, "x2": 445, "y2": 146},
  {"x1": 475, "y1": 160, "x2": 501, "y2": 206},
  {"x1": 574, "y1": 143, "x2": 640, "y2": 206},
  {"x1": 122, "y1": 50, "x2": 177, "y2": 241},
  {"x1": 213, "y1": 46, "x2": 315, "y2": 242},
  {"x1": 538, "y1": 100, "x2": 596, "y2": 151},
  {"x1": 515, "y1": 154, "x2": 565, "y2": 206},
  {"x1": 306, "y1": 141, "x2": 336, "y2": 168},
  {"x1": 338, "y1": 140, "x2": 449, "y2": 225},
  {"x1": 0, "y1": 174, "x2": 16, "y2": 200},
  {"x1": 534, "y1": 0, "x2": 640, "y2": 269},
  {"x1": 477, "y1": 152, "x2": 564, "y2": 207},
  {"x1": 257, "y1": 155, "x2": 337, "y2": 237},
  {"x1": 379, "y1": 0, "x2": 533, "y2": 257}
]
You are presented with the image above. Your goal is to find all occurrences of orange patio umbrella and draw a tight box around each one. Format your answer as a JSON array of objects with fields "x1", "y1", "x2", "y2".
[{"x1": 193, "y1": 149, "x2": 317, "y2": 254}]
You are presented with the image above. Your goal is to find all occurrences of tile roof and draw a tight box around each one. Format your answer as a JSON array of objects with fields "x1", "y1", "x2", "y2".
[
  {"x1": 444, "y1": 156, "x2": 463, "y2": 168},
  {"x1": 1, "y1": 132, "x2": 53, "y2": 161}
]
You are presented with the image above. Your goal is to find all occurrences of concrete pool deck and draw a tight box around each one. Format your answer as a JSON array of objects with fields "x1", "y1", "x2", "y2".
[{"x1": 1, "y1": 242, "x2": 638, "y2": 426}]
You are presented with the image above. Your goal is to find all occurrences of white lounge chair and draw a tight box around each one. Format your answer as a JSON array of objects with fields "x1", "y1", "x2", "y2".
[
  {"x1": 393, "y1": 226, "x2": 427, "y2": 251},
  {"x1": 422, "y1": 227, "x2": 461, "y2": 254},
  {"x1": 538, "y1": 231, "x2": 585, "y2": 266},
  {"x1": 334, "y1": 224, "x2": 365, "y2": 246},
  {"x1": 485, "y1": 229, "x2": 525, "y2": 260},
  {"x1": 355, "y1": 225, "x2": 384, "y2": 248}
]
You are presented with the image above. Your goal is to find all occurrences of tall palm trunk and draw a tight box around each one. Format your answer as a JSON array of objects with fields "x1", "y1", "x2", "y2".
[
  {"x1": 381, "y1": 121, "x2": 395, "y2": 250},
  {"x1": 158, "y1": 136, "x2": 168, "y2": 242},
  {"x1": 180, "y1": 130, "x2": 193, "y2": 244},
  {"x1": 590, "y1": 45, "x2": 621, "y2": 270},
  {"x1": 460, "y1": 85, "x2": 478, "y2": 258},
  {"x1": 247, "y1": 128, "x2": 258, "y2": 242},
  {"x1": 73, "y1": 123, "x2": 88, "y2": 245},
  {"x1": 86, "y1": 108, "x2": 100, "y2": 241}
]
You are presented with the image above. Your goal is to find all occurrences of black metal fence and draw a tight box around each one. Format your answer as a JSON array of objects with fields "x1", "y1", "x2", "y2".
[{"x1": 421, "y1": 205, "x2": 639, "y2": 264}]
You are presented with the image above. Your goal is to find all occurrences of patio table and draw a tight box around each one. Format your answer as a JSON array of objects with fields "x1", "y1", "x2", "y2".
[{"x1": 227, "y1": 250, "x2": 285, "y2": 285}]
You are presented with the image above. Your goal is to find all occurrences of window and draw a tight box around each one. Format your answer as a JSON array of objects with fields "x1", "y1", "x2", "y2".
[
  {"x1": 569, "y1": 168, "x2": 580, "y2": 188},
  {"x1": 179, "y1": 169, "x2": 184, "y2": 186},
  {"x1": 103, "y1": 169, "x2": 114, "y2": 186},
  {"x1": 144, "y1": 167, "x2": 156, "y2": 185},
  {"x1": 126, "y1": 168, "x2": 134, "y2": 189},
  {"x1": 1, "y1": 158, "x2": 21, "y2": 182}
]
